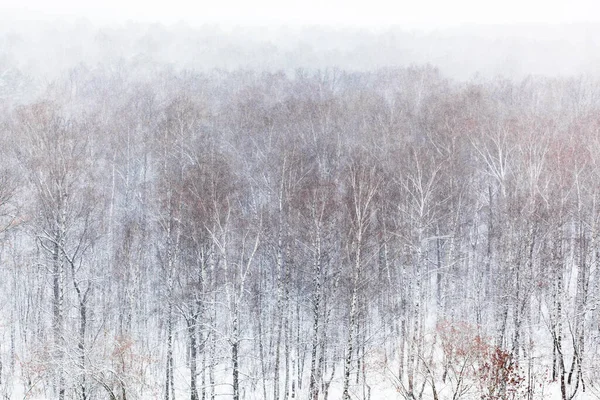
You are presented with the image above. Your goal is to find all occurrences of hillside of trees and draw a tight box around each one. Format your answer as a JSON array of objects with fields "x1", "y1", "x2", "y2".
[{"x1": 2, "y1": 24, "x2": 600, "y2": 400}]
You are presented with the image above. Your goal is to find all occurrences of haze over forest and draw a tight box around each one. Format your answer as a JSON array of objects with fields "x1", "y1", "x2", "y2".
[
  {"x1": 2, "y1": 20, "x2": 600, "y2": 86},
  {"x1": 2, "y1": 12, "x2": 600, "y2": 400}
]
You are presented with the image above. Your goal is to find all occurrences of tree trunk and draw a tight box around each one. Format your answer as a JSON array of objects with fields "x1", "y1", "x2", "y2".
[
  {"x1": 165, "y1": 304, "x2": 175, "y2": 400},
  {"x1": 188, "y1": 317, "x2": 198, "y2": 400},
  {"x1": 232, "y1": 315, "x2": 240, "y2": 400}
]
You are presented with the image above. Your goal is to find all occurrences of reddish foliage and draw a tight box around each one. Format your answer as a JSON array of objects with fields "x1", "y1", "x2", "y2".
[
  {"x1": 478, "y1": 347, "x2": 525, "y2": 400},
  {"x1": 437, "y1": 320, "x2": 525, "y2": 399}
]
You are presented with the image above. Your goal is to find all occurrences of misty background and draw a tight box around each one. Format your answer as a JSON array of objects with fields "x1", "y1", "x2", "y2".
[{"x1": 2, "y1": 17, "x2": 600, "y2": 104}]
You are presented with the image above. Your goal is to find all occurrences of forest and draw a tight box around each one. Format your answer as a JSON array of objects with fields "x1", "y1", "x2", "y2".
[{"x1": 1, "y1": 23, "x2": 600, "y2": 400}]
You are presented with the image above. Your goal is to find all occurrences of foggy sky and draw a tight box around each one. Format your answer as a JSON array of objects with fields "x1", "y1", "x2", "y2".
[
  {"x1": 2, "y1": 0, "x2": 600, "y2": 28},
  {"x1": 2, "y1": 0, "x2": 600, "y2": 84}
]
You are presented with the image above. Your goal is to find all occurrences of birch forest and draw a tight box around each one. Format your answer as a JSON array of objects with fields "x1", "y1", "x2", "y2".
[{"x1": 2, "y1": 23, "x2": 600, "y2": 400}]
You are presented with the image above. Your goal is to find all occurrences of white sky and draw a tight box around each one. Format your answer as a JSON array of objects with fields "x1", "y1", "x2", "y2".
[{"x1": 1, "y1": 0, "x2": 600, "y2": 28}]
